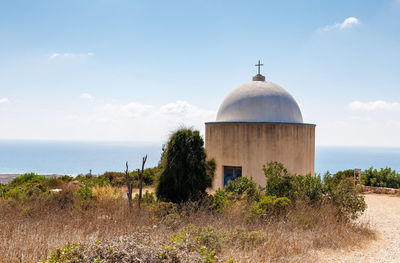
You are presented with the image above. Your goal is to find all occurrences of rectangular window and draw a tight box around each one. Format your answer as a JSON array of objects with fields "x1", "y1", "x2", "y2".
[{"x1": 223, "y1": 166, "x2": 242, "y2": 186}]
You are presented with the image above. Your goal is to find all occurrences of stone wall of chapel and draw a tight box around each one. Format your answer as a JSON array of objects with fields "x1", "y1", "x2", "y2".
[{"x1": 205, "y1": 122, "x2": 315, "y2": 190}]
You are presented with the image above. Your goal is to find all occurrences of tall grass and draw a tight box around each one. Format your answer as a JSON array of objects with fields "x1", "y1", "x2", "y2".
[{"x1": 0, "y1": 186, "x2": 374, "y2": 263}]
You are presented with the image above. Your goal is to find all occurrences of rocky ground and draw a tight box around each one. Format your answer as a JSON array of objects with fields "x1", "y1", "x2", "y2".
[{"x1": 315, "y1": 194, "x2": 400, "y2": 262}]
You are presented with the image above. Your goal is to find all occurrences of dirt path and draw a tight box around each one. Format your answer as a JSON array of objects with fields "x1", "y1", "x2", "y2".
[{"x1": 316, "y1": 194, "x2": 400, "y2": 262}]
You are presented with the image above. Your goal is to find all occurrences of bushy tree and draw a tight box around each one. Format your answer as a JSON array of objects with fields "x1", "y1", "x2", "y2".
[{"x1": 156, "y1": 128, "x2": 212, "y2": 203}]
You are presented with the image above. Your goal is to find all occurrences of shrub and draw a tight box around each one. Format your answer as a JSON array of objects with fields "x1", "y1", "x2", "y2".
[
  {"x1": 205, "y1": 158, "x2": 216, "y2": 188},
  {"x1": 167, "y1": 225, "x2": 221, "y2": 261},
  {"x1": 41, "y1": 243, "x2": 82, "y2": 262},
  {"x1": 210, "y1": 189, "x2": 230, "y2": 213},
  {"x1": 133, "y1": 190, "x2": 157, "y2": 205},
  {"x1": 323, "y1": 177, "x2": 366, "y2": 219},
  {"x1": 250, "y1": 195, "x2": 291, "y2": 218},
  {"x1": 43, "y1": 176, "x2": 72, "y2": 189},
  {"x1": 332, "y1": 169, "x2": 355, "y2": 185},
  {"x1": 230, "y1": 227, "x2": 267, "y2": 248},
  {"x1": 362, "y1": 167, "x2": 400, "y2": 189},
  {"x1": 47, "y1": 190, "x2": 75, "y2": 209},
  {"x1": 156, "y1": 128, "x2": 211, "y2": 203},
  {"x1": 98, "y1": 172, "x2": 126, "y2": 187},
  {"x1": 74, "y1": 186, "x2": 94, "y2": 209},
  {"x1": 8, "y1": 173, "x2": 46, "y2": 187},
  {"x1": 292, "y1": 174, "x2": 323, "y2": 203},
  {"x1": 1, "y1": 173, "x2": 49, "y2": 200},
  {"x1": 75, "y1": 175, "x2": 110, "y2": 188},
  {"x1": 225, "y1": 177, "x2": 261, "y2": 201},
  {"x1": 263, "y1": 162, "x2": 295, "y2": 198},
  {"x1": 262, "y1": 162, "x2": 366, "y2": 220}
]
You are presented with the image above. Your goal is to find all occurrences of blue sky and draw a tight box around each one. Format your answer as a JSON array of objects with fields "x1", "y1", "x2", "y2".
[{"x1": 0, "y1": 0, "x2": 399, "y2": 146}]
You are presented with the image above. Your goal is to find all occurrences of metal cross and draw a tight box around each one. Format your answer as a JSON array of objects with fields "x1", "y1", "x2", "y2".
[{"x1": 255, "y1": 60, "x2": 263, "y2": 75}]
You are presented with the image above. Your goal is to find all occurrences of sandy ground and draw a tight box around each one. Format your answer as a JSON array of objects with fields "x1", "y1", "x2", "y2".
[{"x1": 315, "y1": 194, "x2": 400, "y2": 262}]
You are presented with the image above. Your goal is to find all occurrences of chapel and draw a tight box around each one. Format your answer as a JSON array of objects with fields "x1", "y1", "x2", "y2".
[{"x1": 205, "y1": 61, "x2": 315, "y2": 189}]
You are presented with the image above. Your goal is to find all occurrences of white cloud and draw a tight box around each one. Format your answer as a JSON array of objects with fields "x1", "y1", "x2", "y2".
[
  {"x1": 349, "y1": 100, "x2": 400, "y2": 111},
  {"x1": 83, "y1": 100, "x2": 216, "y2": 141},
  {"x1": 79, "y1": 93, "x2": 93, "y2": 100},
  {"x1": 322, "y1": 17, "x2": 360, "y2": 31},
  {"x1": 96, "y1": 100, "x2": 215, "y2": 123},
  {"x1": 0, "y1": 98, "x2": 9, "y2": 104},
  {"x1": 49, "y1": 52, "x2": 94, "y2": 60}
]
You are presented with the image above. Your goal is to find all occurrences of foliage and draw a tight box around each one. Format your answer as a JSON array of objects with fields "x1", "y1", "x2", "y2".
[
  {"x1": 210, "y1": 189, "x2": 230, "y2": 213},
  {"x1": 292, "y1": 174, "x2": 324, "y2": 202},
  {"x1": 362, "y1": 167, "x2": 400, "y2": 189},
  {"x1": 133, "y1": 190, "x2": 157, "y2": 205},
  {"x1": 209, "y1": 177, "x2": 262, "y2": 213},
  {"x1": 97, "y1": 171, "x2": 126, "y2": 187},
  {"x1": 1, "y1": 173, "x2": 51, "y2": 200},
  {"x1": 41, "y1": 243, "x2": 82, "y2": 263},
  {"x1": 169, "y1": 225, "x2": 221, "y2": 253},
  {"x1": 263, "y1": 162, "x2": 366, "y2": 219},
  {"x1": 75, "y1": 174, "x2": 110, "y2": 188},
  {"x1": 323, "y1": 175, "x2": 367, "y2": 219},
  {"x1": 263, "y1": 162, "x2": 294, "y2": 198},
  {"x1": 250, "y1": 195, "x2": 291, "y2": 218},
  {"x1": 331, "y1": 169, "x2": 355, "y2": 185},
  {"x1": 205, "y1": 158, "x2": 216, "y2": 189},
  {"x1": 225, "y1": 177, "x2": 261, "y2": 201},
  {"x1": 156, "y1": 128, "x2": 211, "y2": 203}
]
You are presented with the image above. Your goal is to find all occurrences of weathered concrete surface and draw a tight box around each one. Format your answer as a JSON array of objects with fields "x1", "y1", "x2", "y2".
[{"x1": 205, "y1": 122, "x2": 315, "y2": 189}]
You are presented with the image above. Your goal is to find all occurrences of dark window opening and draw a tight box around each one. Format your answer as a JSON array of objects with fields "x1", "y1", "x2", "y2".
[{"x1": 223, "y1": 166, "x2": 242, "y2": 186}]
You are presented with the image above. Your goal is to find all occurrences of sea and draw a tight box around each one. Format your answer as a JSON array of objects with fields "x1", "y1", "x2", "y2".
[{"x1": 1, "y1": 139, "x2": 400, "y2": 178}]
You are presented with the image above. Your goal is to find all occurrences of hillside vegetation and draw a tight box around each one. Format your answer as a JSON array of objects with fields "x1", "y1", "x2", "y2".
[
  {"x1": 0, "y1": 164, "x2": 374, "y2": 263},
  {"x1": 0, "y1": 128, "x2": 378, "y2": 262}
]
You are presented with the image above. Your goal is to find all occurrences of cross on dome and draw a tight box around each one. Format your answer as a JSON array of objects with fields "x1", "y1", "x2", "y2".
[
  {"x1": 252, "y1": 60, "x2": 265, "y2": 81},
  {"x1": 255, "y1": 60, "x2": 263, "y2": 75}
]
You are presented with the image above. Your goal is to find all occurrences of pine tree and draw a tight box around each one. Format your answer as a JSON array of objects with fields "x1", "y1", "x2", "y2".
[{"x1": 156, "y1": 128, "x2": 211, "y2": 203}]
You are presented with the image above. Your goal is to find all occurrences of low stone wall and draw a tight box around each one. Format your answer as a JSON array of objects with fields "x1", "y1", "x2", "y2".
[{"x1": 362, "y1": 185, "x2": 400, "y2": 195}]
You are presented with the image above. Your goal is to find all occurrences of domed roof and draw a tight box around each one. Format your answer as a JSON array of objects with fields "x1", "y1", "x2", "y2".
[{"x1": 216, "y1": 79, "x2": 303, "y2": 123}]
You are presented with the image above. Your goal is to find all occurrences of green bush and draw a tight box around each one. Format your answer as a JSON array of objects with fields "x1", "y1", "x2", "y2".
[
  {"x1": 205, "y1": 158, "x2": 216, "y2": 188},
  {"x1": 262, "y1": 162, "x2": 366, "y2": 220},
  {"x1": 250, "y1": 195, "x2": 291, "y2": 218},
  {"x1": 292, "y1": 174, "x2": 323, "y2": 202},
  {"x1": 332, "y1": 169, "x2": 355, "y2": 185},
  {"x1": 362, "y1": 167, "x2": 400, "y2": 189},
  {"x1": 1, "y1": 173, "x2": 49, "y2": 200},
  {"x1": 98, "y1": 172, "x2": 126, "y2": 187},
  {"x1": 263, "y1": 162, "x2": 295, "y2": 199},
  {"x1": 75, "y1": 175, "x2": 110, "y2": 188},
  {"x1": 41, "y1": 243, "x2": 82, "y2": 263},
  {"x1": 74, "y1": 186, "x2": 94, "y2": 209},
  {"x1": 133, "y1": 190, "x2": 157, "y2": 205},
  {"x1": 323, "y1": 176, "x2": 366, "y2": 219},
  {"x1": 210, "y1": 189, "x2": 230, "y2": 213},
  {"x1": 156, "y1": 128, "x2": 212, "y2": 203},
  {"x1": 8, "y1": 173, "x2": 47, "y2": 187},
  {"x1": 225, "y1": 177, "x2": 262, "y2": 202}
]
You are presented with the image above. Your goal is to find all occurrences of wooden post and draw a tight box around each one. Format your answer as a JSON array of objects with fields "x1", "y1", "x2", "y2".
[
  {"x1": 354, "y1": 168, "x2": 361, "y2": 187},
  {"x1": 125, "y1": 161, "x2": 133, "y2": 209},
  {"x1": 137, "y1": 155, "x2": 147, "y2": 208}
]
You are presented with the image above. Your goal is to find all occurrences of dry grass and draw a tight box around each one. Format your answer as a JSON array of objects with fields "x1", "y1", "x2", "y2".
[{"x1": 0, "y1": 187, "x2": 375, "y2": 263}]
